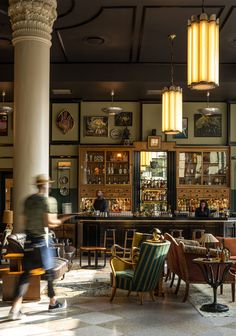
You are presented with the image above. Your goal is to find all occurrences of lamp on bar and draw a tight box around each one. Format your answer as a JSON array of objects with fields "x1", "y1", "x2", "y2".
[
  {"x1": 162, "y1": 34, "x2": 183, "y2": 134},
  {"x1": 187, "y1": 0, "x2": 219, "y2": 90}
]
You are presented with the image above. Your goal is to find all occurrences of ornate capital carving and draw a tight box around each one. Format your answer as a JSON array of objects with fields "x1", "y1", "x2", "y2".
[{"x1": 8, "y1": 0, "x2": 57, "y2": 43}]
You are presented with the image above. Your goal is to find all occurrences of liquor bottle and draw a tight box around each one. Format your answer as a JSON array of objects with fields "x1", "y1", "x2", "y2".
[
  {"x1": 107, "y1": 164, "x2": 110, "y2": 175},
  {"x1": 119, "y1": 165, "x2": 122, "y2": 174},
  {"x1": 110, "y1": 163, "x2": 114, "y2": 174},
  {"x1": 123, "y1": 165, "x2": 127, "y2": 174},
  {"x1": 98, "y1": 177, "x2": 102, "y2": 184}
]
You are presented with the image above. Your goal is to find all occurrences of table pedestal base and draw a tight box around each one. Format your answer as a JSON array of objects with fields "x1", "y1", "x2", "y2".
[{"x1": 200, "y1": 303, "x2": 229, "y2": 313}]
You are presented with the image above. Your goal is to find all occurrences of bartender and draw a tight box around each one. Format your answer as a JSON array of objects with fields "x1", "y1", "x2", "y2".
[
  {"x1": 93, "y1": 190, "x2": 108, "y2": 212},
  {"x1": 195, "y1": 200, "x2": 210, "y2": 218}
]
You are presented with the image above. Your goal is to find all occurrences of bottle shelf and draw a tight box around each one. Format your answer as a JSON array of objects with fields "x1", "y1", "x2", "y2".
[
  {"x1": 142, "y1": 200, "x2": 167, "y2": 203},
  {"x1": 142, "y1": 188, "x2": 167, "y2": 191}
]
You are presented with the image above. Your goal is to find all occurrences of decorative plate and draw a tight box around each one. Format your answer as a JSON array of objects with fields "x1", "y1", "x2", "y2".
[
  {"x1": 59, "y1": 175, "x2": 69, "y2": 185},
  {"x1": 110, "y1": 128, "x2": 122, "y2": 139},
  {"x1": 59, "y1": 187, "x2": 69, "y2": 196}
]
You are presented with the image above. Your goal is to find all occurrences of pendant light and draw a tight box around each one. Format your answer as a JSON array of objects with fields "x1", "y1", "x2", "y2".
[
  {"x1": 0, "y1": 91, "x2": 13, "y2": 115},
  {"x1": 162, "y1": 34, "x2": 183, "y2": 134},
  {"x1": 198, "y1": 91, "x2": 220, "y2": 115},
  {"x1": 102, "y1": 90, "x2": 123, "y2": 116},
  {"x1": 187, "y1": 0, "x2": 219, "y2": 90}
]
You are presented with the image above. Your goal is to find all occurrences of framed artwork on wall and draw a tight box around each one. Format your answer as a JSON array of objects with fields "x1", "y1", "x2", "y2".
[
  {"x1": 84, "y1": 116, "x2": 108, "y2": 137},
  {"x1": 114, "y1": 112, "x2": 132, "y2": 126},
  {"x1": 173, "y1": 117, "x2": 188, "y2": 139},
  {"x1": 50, "y1": 103, "x2": 79, "y2": 144},
  {"x1": 148, "y1": 136, "x2": 161, "y2": 149},
  {"x1": 0, "y1": 115, "x2": 8, "y2": 136},
  {"x1": 194, "y1": 114, "x2": 222, "y2": 137}
]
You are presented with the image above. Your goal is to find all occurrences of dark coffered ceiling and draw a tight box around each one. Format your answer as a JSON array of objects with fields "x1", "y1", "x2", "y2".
[{"x1": 1, "y1": 0, "x2": 236, "y2": 102}]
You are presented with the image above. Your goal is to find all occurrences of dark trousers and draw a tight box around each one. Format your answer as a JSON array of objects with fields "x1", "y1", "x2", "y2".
[
  {"x1": 15, "y1": 269, "x2": 55, "y2": 299},
  {"x1": 14, "y1": 235, "x2": 56, "y2": 300}
]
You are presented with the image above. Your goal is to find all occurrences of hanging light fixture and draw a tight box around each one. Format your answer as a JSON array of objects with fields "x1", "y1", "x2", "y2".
[
  {"x1": 187, "y1": 0, "x2": 219, "y2": 90},
  {"x1": 162, "y1": 34, "x2": 183, "y2": 134},
  {"x1": 0, "y1": 91, "x2": 13, "y2": 115},
  {"x1": 198, "y1": 91, "x2": 220, "y2": 115},
  {"x1": 102, "y1": 90, "x2": 123, "y2": 116}
]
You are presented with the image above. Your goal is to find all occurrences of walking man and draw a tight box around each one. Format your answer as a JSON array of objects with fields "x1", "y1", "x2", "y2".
[{"x1": 8, "y1": 174, "x2": 71, "y2": 320}]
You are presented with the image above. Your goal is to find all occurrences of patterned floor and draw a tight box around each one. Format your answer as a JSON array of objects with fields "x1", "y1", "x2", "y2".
[{"x1": 0, "y1": 261, "x2": 236, "y2": 336}]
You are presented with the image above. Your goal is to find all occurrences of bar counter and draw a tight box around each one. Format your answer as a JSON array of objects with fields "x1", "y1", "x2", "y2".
[{"x1": 75, "y1": 216, "x2": 236, "y2": 248}]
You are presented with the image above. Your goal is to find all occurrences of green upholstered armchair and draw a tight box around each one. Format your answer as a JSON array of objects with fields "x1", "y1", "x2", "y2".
[{"x1": 110, "y1": 240, "x2": 170, "y2": 304}]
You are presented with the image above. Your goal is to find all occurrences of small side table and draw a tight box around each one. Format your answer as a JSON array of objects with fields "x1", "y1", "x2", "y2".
[
  {"x1": 80, "y1": 246, "x2": 106, "y2": 269},
  {"x1": 193, "y1": 258, "x2": 236, "y2": 313}
]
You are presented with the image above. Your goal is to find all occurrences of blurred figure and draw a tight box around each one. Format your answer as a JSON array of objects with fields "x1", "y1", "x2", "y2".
[
  {"x1": 195, "y1": 200, "x2": 210, "y2": 218},
  {"x1": 8, "y1": 174, "x2": 71, "y2": 320},
  {"x1": 93, "y1": 190, "x2": 108, "y2": 213}
]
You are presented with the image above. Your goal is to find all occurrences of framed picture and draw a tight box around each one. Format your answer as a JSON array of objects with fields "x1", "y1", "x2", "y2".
[
  {"x1": 173, "y1": 117, "x2": 188, "y2": 139},
  {"x1": 0, "y1": 114, "x2": 8, "y2": 136},
  {"x1": 50, "y1": 102, "x2": 79, "y2": 144},
  {"x1": 148, "y1": 136, "x2": 161, "y2": 149},
  {"x1": 114, "y1": 112, "x2": 132, "y2": 126},
  {"x1": 194, "y1": 114, "x2": 222, "y2": 137},
  {"x1": 85, "y1": 116, "x2": 108, "y2": 137}
]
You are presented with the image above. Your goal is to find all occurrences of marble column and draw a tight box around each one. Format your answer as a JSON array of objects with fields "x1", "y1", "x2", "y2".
[{"x1": 8, "y1": 0, "x2": 57, "y2": 231}]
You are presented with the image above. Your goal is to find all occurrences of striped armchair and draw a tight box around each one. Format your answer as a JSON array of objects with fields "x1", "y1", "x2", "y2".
[{"x1": 110, "y1": 240, "x2": 170, "y2": 304}]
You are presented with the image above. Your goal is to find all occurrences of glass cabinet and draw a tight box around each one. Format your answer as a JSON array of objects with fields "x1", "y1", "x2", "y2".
[
  {"x1": 79, "y1": 147, "x2": 132, "y2": 213},
  {"x1": 176, "y1": 148, "x2": 230, "y2": 212},
  {"x1": 178, "y1": 151, "x2": 228, "y2": 186}
]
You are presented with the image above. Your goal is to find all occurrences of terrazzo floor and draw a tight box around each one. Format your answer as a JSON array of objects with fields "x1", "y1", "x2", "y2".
[{"x1": 0, "y1": 260, "x2": 236, "y2": 336}]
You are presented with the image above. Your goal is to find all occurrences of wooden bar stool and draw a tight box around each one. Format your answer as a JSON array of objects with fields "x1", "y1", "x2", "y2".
[
  {"x1": 192, "y1": 229, "x2": 205, "y2": 241},
  {"x1": 170, "y1": 229, "x2": 184, "y2": 239},
  {"x1": 123, "y1": 229, "x2": 136, "y2": 257},
  {"x1": 103, "y1": 229, "x2": 116, "y2": 253}
]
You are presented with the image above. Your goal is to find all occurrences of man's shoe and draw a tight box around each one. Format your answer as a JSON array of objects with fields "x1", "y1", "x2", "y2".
[
  {"x1": 48, "y1": 300, "x2": 67, "y2": 312},
  {"x1": 8, "y1": 309, "x2": 26, "y2": 321}
]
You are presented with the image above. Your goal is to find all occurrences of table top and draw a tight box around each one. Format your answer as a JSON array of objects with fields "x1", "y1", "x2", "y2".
[
  {"x1": 193, "y1": 257, "x2": 236, "y2": 265},
  {"x1": 80, "y1": 246, "x2": 107, "y2": 251}
]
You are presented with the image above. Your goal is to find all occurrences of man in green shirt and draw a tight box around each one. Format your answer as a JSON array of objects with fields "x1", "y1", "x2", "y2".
[{"x1": 8, "y1": 174, "x2": 72, "y2": 320}]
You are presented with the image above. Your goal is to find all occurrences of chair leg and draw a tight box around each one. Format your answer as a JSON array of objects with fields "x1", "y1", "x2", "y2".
[
  {"x1": 149, "y1": 291, "x2": 155, "y2": 302},
  {"x1": 165, "y1": 269, "x2": 170, "y2": 282},
  {"x1": 182, "y1": 282, "x2": 189, "y2": 302},
  {"x1": 110, "y1": 287, "x2": 117, "y2": 302},
  {"x1": 174, "y1": 277, "x2": 181, "y2": 294},
  {"x1": 139, "y1": 292, "x2": 144, "y2": 305},
  {"x1": 170, "y1": 273, "x2": 175, "y2": 288},
  {"x1": 231, "y1": 283, "x2": 235, "y2": 302},
  {"x1": 127, "y1": 290, "x2": 131, "y2": 297},
  {"x1": 220, "y1": 284, "x2": 223, "y2": 295}
]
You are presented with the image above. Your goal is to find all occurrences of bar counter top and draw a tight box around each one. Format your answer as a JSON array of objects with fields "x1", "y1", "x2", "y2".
[
  {"x1": 75, "y1": 216, "x2": 236, "y2": 248},
  {"x1": 76, "y1": 215, "x2": 236, "y2": 222}
]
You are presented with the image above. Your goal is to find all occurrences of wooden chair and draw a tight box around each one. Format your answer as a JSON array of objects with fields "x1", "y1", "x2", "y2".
[{"x1": 111, "y1": 231, "x2": 152, "y2": 260}]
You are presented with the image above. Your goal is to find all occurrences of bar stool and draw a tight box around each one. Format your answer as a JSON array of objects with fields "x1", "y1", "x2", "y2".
[
  {"x1": 170, "y1": 229, "x2": 184, "y2": 239},
  {"x1": 123, "y1": 229, "x2": 136, "y2": 257},
  {"x1": 192, "y1": 229, "x2": 205, "y2": 241},
  {"x1": 103, "y1": 229, "x2": 116, "y2": 253}
]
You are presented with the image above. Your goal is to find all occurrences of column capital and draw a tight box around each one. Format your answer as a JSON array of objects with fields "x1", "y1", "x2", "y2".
[{"x1": 8, "y1": 0, "x2": 57, "y2": 44}]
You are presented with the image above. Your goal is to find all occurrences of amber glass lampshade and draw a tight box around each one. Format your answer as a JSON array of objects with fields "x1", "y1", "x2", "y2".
[
  {"x1": 162, "y1": 86, "x2": 183, "y2": 134},
  {"x1": 187, "y1": 13, "x2": 219, "y2": 90}
]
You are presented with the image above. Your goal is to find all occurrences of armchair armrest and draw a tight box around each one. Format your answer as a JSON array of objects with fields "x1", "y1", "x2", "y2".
[
  {"x1": 110, "y1": 255, "x2": 135, "y2": 274},
  {"x1": 111, "y1": 244, "x2": 127, "y2": 256}
]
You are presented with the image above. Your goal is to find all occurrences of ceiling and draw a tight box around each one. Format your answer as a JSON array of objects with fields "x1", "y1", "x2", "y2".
[{"x1": 1, "y1": 0, "x2": 236, "y2": 102}]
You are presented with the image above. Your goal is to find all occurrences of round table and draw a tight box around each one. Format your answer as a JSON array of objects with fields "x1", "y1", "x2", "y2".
[{"x1": 193, "y1": 258, "x2": 236, "y2": 313}]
